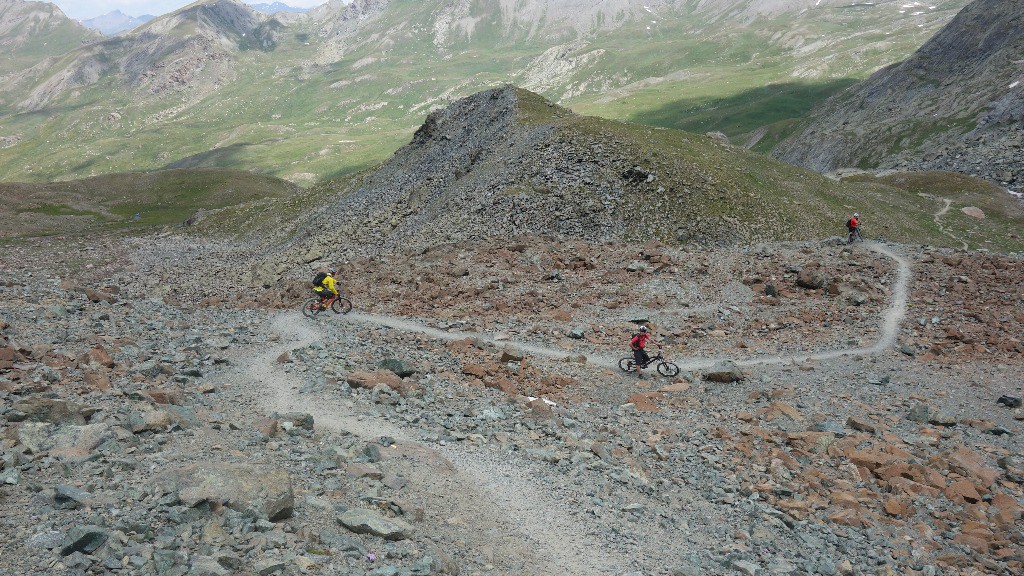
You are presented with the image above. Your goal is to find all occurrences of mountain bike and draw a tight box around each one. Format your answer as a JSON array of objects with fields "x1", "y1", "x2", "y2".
[
  {"x1": 619, "y1": 349, "x2": 680, "y2": 377},
  {"x1": 847, "y1": 226, "x2": 864, "y2": 244},
  {"x1": 301, "y1": 291, "x2": 352, "y2": 318}
]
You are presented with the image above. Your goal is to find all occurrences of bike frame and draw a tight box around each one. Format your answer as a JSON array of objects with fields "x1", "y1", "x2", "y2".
[{"x1": 639, "y1": 352, "x2": 664, "y2": 368}]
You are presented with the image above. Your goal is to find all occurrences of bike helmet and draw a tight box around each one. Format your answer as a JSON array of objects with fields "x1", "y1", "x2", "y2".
[
  {"x1": 328, "y1": 268, "x2": 337, "y2": 274},
  {"x1": 853, "y1": 213, "x2": 859, "y2": 217},
  {"x1": 638, "y1": 325, "x2": 648, "y2": 332}
]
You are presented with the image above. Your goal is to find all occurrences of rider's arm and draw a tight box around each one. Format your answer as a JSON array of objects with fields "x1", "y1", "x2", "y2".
[{"x1": 324, "y1": 276, "x2": 339, "y2": 295}]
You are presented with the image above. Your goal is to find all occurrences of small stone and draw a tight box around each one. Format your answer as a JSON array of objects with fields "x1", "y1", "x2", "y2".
[
  {"x1": 906, "y1": 404, "x2": 929, "y2": 423},
  {"x1": 928, "y1": 412, "x2": 958, "y2": 427},
  {"x1": 54, "y1": 484, "x2": 94, "y2": 509},
  {"x1": 379, "y1": 358, "x2": 415, "y2": 378},
  {"x1": 733, "y1": 559, "x2": 760, "y2": 575},
  {"x1": 254, "y1": 557, "x2": 287, "y2": 576},
  {"x1": 997, "y1": 395, "x2": 1023, "y2": 408},
  {"x1": 26, "y1": 530, "x2": 64, "y2": 549},
  {"x1": 846, "y1": 416, "x2": 876, "y2": 434},
  {"x1": 704, "y1": 360, "x2": 744, "y2": 383},
  {"x1": 60, "y1": 526, "x2": 109, "y2": 556}
]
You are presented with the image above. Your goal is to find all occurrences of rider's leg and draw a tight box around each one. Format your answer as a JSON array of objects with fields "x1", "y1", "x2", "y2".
[{"x1": 633, "y1": 348, "x2": 646, "y2": 376}]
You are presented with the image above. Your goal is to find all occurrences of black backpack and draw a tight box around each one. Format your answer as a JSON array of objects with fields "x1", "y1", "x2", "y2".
[{"x1": 312, "y1": 271, "x2": 328, "y2": 287}]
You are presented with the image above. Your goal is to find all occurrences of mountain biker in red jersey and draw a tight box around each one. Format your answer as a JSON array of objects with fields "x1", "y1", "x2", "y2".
[
  {"x1": 629, "y1": 325, "x2": 661, "y2": 377},
  {"x1": 846, "y1": 212, "x2": 860, "y2": 243}
]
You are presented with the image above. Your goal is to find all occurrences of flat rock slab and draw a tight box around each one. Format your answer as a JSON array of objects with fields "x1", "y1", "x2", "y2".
[
  {"x1": 337, "y1": 507, "x2": 413, "y2": 541},
  {"x1": 17, "y1": 422, "x2": 112, "y2": 457},
  {"x1": 157, "y1": 462, "x2": 294, "y2": 521}
]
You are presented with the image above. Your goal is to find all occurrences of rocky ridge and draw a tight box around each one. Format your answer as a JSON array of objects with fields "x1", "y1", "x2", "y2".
[{"x1": 773, "y1": 0, "x2": 1024, "y2": 191}]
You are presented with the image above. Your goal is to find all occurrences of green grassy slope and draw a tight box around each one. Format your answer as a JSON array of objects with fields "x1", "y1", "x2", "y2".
[
  {"x1": 0, "y1": 168, "x2": 301, "y2": 238},
  {"x1": 0, "y1": 0, "x2": 970, "y2": 185}
]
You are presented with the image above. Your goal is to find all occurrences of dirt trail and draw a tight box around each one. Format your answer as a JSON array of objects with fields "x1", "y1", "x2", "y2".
[
  {"x1": 234, "y1": 242, "x2": 912, "y2": 574},
  {"x1": 244, "y1": 313, "x2": 632, "y2": 575},
  {"x1": 336, "y1": 241, "x2": 913, "y2": 372},
  {"x1": 920, "y1": 193, "x2": 968, "y2": 250}
]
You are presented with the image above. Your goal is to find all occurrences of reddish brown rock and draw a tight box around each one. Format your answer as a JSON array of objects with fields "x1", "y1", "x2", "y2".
[
  {"x1": 255, "y1": 418, "x2": 279, "y2": 437},
  {"x1": 945, "y1": 479, "x2": 982, "y2": 504},
  {"x1": 82, "y1": 370, "x2": 111, "y2": 392},
  {"x1": 87, "y1": 346, "x2": 115, "y2": 368},
  {"x1": 758, "y1": 401, "x2": 804, "y2": 422},
  {"x1": 626, "y1": 392, "x2": 662, "y2": 412},
  {"x1": 84, "y1": 288, "x2": 117, "y2": 304},
  {"x1": 525, "y1": 398, "x2": 555, "y2": 419},
  {"x1": 462, "y1": 364, "x2": 487, "y2": 379},
  {"x1": 144, "y1": 388, "x2": 185, "y2": 405},
  {"x1": 347, "y1": 370, "x2": 403, "y2": 390},
  {"x1": 942, "y1": 446, "x2": 1001, "y2": 487}
]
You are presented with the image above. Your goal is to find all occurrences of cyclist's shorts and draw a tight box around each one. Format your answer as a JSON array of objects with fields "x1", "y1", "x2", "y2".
[{"x1": 633, "y1": 348, "x2": 649, "y2": 365}]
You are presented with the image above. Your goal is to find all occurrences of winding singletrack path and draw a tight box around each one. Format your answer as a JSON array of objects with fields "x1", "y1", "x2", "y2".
[
  {"x1": 335, "y1": 241, "x2": 913, "y2": 372},
  {"x1": 237, "y1": 241, "x2": 912, "y2": 575},
  {"x1": 247, "y1": 310, "x2": 633, "y2": 575}
]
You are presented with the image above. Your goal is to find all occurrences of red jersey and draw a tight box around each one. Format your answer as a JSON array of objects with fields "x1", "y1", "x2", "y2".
[{"x1": 630, "y1": 333, "x2": 651, "y2": 349}]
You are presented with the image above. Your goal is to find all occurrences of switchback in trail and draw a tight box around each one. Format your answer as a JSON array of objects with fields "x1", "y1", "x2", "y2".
[
  {"x1": 240, "y1": 240, "x2": 912, "y2": 575},
  {"x1": 331, "y1": 242, "x2": 912, "y2": 373}
]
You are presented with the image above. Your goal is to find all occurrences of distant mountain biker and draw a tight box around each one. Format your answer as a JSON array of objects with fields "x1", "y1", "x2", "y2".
[
  {"x1": 846, "y1": 212, "x2": 861, "y2": 243},
  {"x1": 312, "y1": 268, "x2": 339, "y2": 309},
  {"x1": 629, "y1": 325, "x2": 661, "y2": 377}
]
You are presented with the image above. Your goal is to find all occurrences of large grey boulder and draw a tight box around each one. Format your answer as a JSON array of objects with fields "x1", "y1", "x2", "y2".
[
  {"x1": 337, "y1": 508, "x2": 413, "y2": 541},
  {"x1": 157, "y1": 463, "x2": 294, "y2": 521},
  {"x1": 17, "y1": 422, "x2": 113, "y2": 457}
]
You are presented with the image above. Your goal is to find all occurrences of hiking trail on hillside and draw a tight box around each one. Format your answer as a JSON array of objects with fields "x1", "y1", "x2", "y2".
[
  {"x1": 244, "y1": 313, "x2": 635, "y2": 575},
  {"x1": 332, "y1": 242, "x2": 912, "y2": 372}
]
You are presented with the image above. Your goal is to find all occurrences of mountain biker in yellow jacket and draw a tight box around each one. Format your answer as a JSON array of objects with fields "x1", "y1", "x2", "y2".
[{"x1": 313, "y1": 268, "x2": 339, "y2": 309}]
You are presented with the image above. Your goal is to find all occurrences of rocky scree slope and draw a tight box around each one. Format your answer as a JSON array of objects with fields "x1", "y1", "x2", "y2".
[
  {"x1": 3, "y1": 234, "x2": 1024, "y2": 576},
  {"x1": 294, "y1": 86, "x2": 898, "y2": 256},
  {"x1": 172, "y1": 86, "x2": 1024, "y2": 301},
  {"x1": 772, "y1": 0, "x2": 1024, "y2": 189}
]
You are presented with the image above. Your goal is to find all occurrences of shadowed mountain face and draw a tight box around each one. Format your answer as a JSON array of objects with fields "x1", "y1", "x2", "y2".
[{"x1": 773, "y1": 0, "x2": 1024, "y2": 188}]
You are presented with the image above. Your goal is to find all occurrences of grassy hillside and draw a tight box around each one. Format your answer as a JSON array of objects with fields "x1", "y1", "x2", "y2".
[
  {"x1": 0, "y1": 0, "x2": 970, "y2": 185},
  {"x1": 0, "y1": 168, "x2": 301, "y2": 239}
]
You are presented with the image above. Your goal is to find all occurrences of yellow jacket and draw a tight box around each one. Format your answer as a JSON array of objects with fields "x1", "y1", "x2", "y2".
[{"x1": 321, "y1": 274, "x2": 338, "y2": 295}]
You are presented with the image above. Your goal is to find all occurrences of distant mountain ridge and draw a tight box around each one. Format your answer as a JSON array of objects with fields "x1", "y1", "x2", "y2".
[
  {"x1": 79, "y1": 10, "x2": 154, "y2": 36},
  {"x1": 773, "y1": 0, "x2": 1024, "y2": 189},
  {"x1": 0, "y1": 0, "x2": 972, "y2": 183},
  {"x1": 0, "y1": 0, "x2": 101, "y2": 75},
  {"x1": 247, "y1": 2, "x2": 310, "y2": 14}
]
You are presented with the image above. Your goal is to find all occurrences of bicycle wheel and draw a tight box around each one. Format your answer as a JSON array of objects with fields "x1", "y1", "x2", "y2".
[
  {"x1": 331, "y1": 297, "x2": 353, "y2": 314},
  {"x1": 657, "y1": 361, "x2": 680, "y2": 377},
  {"x1": 619, "y1": 357, "x2": 636, "y2": 372},
  {"x1": 301, "y1": 298, "x2": 322, "y2": 318}
]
